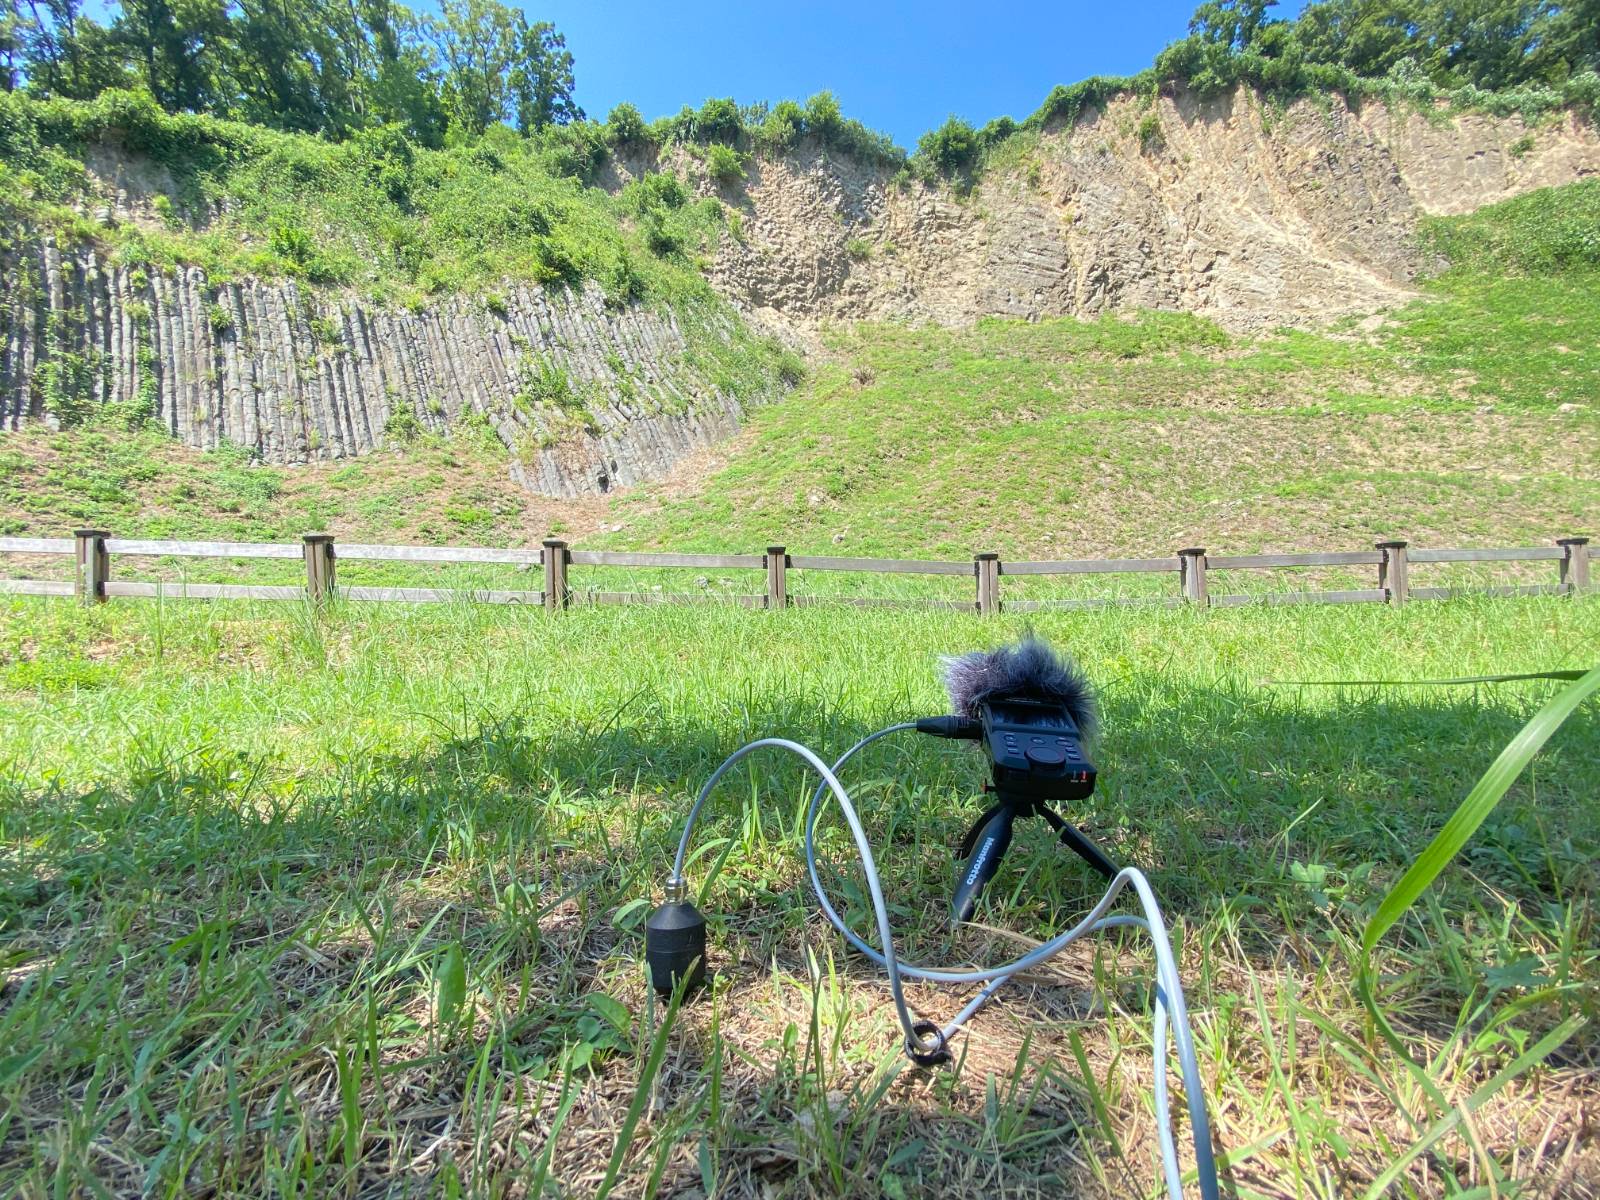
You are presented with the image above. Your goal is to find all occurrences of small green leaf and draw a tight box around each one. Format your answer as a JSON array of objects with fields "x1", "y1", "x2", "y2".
[
  {"x1": 436, "y1": 942, "x2": 466, "y2": 1030},
  {"x1": 611, "y1": 896, "x2": 651, "y2": 930},
  {"x1": 587, "y1": 992, "x2": 631, "y2": 1033},
  {"x1": 1484, "y1": 956, "x2": 1548, "y2": 993},
  {"x1": 698, "y1": 1138, "x2": 715, "y2": 1194},
  {"x1": 884, "y1": 1139, "x2": 925, "y2": 1170}
]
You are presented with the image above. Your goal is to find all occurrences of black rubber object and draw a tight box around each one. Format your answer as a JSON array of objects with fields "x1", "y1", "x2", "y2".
[
  {"x1": 644, "y1": 900, "x2": 707, "y2": 996},
  {"x1": 905, "y1": 1020, "x2": 951, "y2": 1067}
]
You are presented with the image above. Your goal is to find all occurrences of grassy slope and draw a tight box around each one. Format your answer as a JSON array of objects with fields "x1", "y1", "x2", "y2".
[
  {"x1": 0, "y1": 90, "x2": 731, "y2": 308},
  {"x1": 611, "y1": 182, "x2": 1600, "y2": 562}
]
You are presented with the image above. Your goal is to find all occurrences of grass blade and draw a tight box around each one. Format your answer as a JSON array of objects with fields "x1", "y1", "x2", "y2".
[
  {"x1": 1361, "y1": 665, "x2": 1599, "y2": 960},
  {"x1": 592, "y1": 975, "x2": 688, "y2": 1200},
  {"x1": 1361, "y1": 1014, "x2": 1585, "y2": 1199}
]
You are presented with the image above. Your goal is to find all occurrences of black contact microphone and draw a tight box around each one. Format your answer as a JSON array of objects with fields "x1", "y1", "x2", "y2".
[{"x1": 918, "y1": 636, "x2": 1119, "y2": 924}]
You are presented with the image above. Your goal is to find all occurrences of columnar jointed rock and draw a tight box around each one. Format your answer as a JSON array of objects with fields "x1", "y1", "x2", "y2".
[{"x1": 0, "y1": 242, "x2": 779, "y2": 497}]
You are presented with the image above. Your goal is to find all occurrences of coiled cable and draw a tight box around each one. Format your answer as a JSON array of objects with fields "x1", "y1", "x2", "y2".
[{"x1": 668, "y1": 727, "x2": 1219, "y2": 1200}]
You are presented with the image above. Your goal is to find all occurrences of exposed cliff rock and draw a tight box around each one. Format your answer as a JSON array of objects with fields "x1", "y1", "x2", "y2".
[
  {"x1": 0, "y1": 232, "x2": 773, "y2": 498},
  {"x1": 4, "y1": 84, "x2": 1597, "y2": 498},
  {"x1": 709, "y1": 88, "x2": 1600, "y2": 330}
]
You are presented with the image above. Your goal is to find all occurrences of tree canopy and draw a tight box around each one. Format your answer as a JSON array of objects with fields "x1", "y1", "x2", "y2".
[
  {"x1": 1158, "y1": 0, "x2": 1600, "y2": 97},
  {"x1": 3, "y1": 0, "x2": 1596, "y2": 162},
  {"x1": 0, "y1": 0, "x2": 580, "y2": 145}
]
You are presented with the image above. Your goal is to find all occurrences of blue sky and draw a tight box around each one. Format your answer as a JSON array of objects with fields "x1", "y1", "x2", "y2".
[{"x1": 531, "y1": 0, "x2": 1310, "y2": 149}]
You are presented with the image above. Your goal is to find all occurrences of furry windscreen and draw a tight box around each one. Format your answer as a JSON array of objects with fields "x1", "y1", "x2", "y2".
[{"x1": 942, "y1": 636, "x2": 1097, "y2": 736}]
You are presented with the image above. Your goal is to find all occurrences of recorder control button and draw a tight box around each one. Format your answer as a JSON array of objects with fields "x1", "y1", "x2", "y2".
[{"x1": 1025, "y1": 745, "x2": 1067, "y2": 768}]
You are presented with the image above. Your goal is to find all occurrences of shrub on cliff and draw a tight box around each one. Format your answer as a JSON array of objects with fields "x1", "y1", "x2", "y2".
[
  {"x1": 914, "y1": 116, "x2": 980, "y2": 181},
  {"x1": 605, "y1": 103, "x2": 650, "y2": 148},
  {"x1": 706, "y1": 143, "x2": 746, "y2": 184}
]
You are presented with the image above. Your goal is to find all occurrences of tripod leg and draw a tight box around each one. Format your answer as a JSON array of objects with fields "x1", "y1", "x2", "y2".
[
  {"x1": 950, "y1": 804, "x2": 1017, "y2": 927},
  {"x1": 1056, "y1": 819, "x2": 1119, "y2": 879}
]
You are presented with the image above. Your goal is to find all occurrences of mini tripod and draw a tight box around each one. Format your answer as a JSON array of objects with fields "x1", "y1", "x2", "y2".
[{"x1": 951, "y1": 787, "x2": 1120, "y2": 924}]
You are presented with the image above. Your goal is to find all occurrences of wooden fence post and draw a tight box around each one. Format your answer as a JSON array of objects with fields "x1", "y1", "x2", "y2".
[
  {"x1": 74, "y1": 528, "x2": 109, "y2": 604},
  {"x1": 1377, "y1": 540, "x2": 1409, "y2": 606},
  {"x1": 765, "y1": 545, "x2": 788, "y2": 609},
  {"x1": 302, "y1": 532, "x2": 336, "y2": 602},
  {"x1": 1558, "y1": 536, "x2": 1590, "y2": 593},
  {"x1": 974, "y1": 553, "x2": 1000, "y2": 615},
  {"x1": 543, "y1": 538, "x2": 569, "y2": 611},
  {"x1": 1178, "y1": 547, "x2": 1207, "y2": 606}
]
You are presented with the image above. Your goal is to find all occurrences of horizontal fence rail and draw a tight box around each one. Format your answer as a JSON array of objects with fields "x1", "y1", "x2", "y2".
[{"x1": 0, "y1": 532, "x2": 1591, "y2": 614}]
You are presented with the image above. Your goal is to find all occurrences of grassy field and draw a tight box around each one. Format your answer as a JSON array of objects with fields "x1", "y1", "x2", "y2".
[
  {"x1": 1, "y1": 593, "x2": 1597, "y2": 1197},
  {"x1": 1, "y1": 134, "x2": 1598, "y2": 1200}
]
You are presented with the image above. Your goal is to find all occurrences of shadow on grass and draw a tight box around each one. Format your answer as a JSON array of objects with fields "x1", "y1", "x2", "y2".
[{"x1": 1, "y1": 678, "x2": 1596, "y2": 1196}]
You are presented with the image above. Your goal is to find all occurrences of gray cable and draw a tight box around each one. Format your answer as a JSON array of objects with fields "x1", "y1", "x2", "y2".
[{"x1": 670, "y1": 726, "x2": 1220, "y2": 1200}]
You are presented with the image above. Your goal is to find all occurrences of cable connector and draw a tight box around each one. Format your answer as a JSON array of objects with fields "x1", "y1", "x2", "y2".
[{"x1": 914, "y1": 715, "x2": 981, "y2": 740}]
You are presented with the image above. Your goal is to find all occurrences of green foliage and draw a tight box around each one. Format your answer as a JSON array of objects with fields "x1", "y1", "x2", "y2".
[
  {"x1": 625, "y1": 170, "x2": 687, "y2": 212},
  {"x1": 538, "y1": 120, "x2": 608, "y2": 181},
  {"x1": 36, "y1": 349, "x2": 98, "y2": 427},
  {"x1": 605, "y1": 102, "x2": 648, "y2": 147},
  {"x1": 1025, "y1": 74, "x2": 1149, "y2": 132},
  {"x1": 755, "y1": 98, "x2": 804, "y2": 153},
  {"x1": 913, "y1": 116, "x2": 980, "y2": 181},
  {"x1": 704, "y1": 142, "x2": 745, "y2": 184},
  {"x1": 0, "y1": 91, "x2": 730, "y2": 306},
  {"x1": 845, "y1": 237, "x2": 872, "y2": 261},
  {"x1": 1137, "y1": 111, "x2": 1165, "y2": 152},
  {"x1": 513, "y1": 354, "x2": 576, "y2": 413},
  {"x1": 382, "y1": 405, "x2": 423, "y2": 443},
  {"x1": 8, "y1": 0, "x2": 577, "y2": 147},
  {"x1": 688, "y1": 97, "x2": 741, "y2": 144},
  {"x1": 1421, "y1": 179, "x2": 1600, "y2": 276},
  {"x1": 1148, "y1": 0, "x2": 1600, "y2": 108},
  {"x1": 308, "y1": 313, "x2": 343, "y2": 345}
]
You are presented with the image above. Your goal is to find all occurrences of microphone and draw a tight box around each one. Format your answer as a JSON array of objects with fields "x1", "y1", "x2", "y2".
[
  {"x1": 922, "y1": 636, "x2": 1117, "y2": 923},
  {"x1": 942, "y1": 635, "x2": 1098, "y2": 734}
]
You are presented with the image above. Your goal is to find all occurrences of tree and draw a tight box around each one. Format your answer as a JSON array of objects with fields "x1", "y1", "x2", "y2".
[
  {"x1": 1293, "y1": 0, "x2": 1428, "y2": 77},
  {"x1": 2, "y1": 0, "x2": 30, "y2": 90},
  {"x1": 1189, "y1": 0, "x2": 1280, "y2": 49},
  {"x1": 108, "y1": 0, "x2": 227, "y2": 112},
  {"x1": 510, "y1": 18, "x2": 578, "y2": 132},
  {"x1": 426, "y1": 0, "x2": 578, "y2": 138},
  {"x1": 428, "y1": 0, "x2": 512, "y2": 136}
]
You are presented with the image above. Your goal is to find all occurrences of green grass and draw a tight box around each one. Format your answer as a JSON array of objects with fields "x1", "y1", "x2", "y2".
[
  {"x1": 604, "y1": 309, "x2": 1595, "y2": 565},
  {"x1": 0, "y1": 594, "x2": 1595, "y2": 1196}
]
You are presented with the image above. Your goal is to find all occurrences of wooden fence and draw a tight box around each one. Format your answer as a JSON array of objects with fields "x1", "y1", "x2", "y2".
[{"x1": 0, "y1": 530, "x2": 1592, "y2": 614}]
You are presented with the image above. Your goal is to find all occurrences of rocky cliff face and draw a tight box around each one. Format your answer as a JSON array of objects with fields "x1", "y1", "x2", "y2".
[
  {"x1": 5, "y1": 85, "x2": 1597, "y2": 497},
  {"x1": 0, "y1": 233, "x2": 765, "y2": 498},
  {"x1": 709, "y1": 88, "x2": 1600, "y2": 331}
]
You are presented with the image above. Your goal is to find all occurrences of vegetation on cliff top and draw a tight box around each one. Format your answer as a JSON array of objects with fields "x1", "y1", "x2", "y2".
[
  {"x1": 0, "y1": 86, "x2": 744, "y2": 308},
  {"x1": 4, "y1": 0, "x2": 1597, "y2": 217}
]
